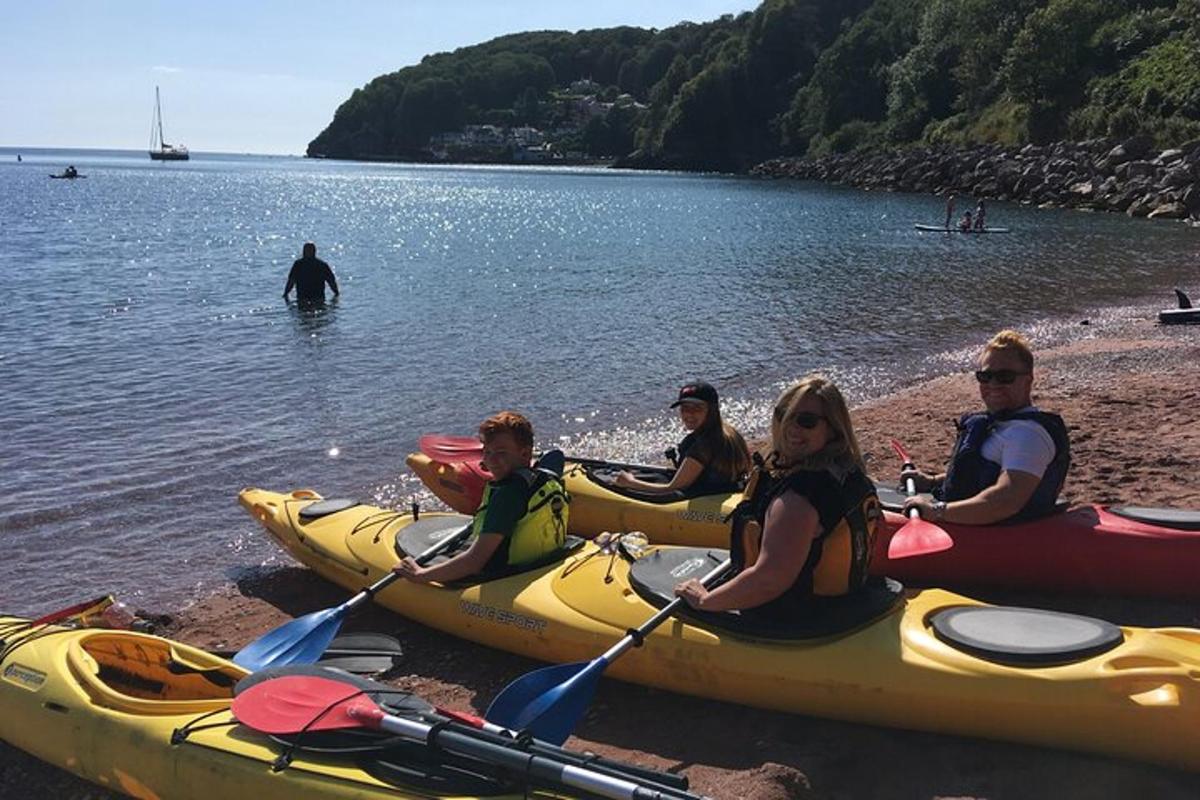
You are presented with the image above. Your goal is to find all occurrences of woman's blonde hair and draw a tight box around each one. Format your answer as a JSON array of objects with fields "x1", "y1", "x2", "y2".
[
  {"x1": 982, "y1": 329, "x2": 1034, "y2": 372},
  {"x1": 766, "y1": 374, "x2": 864, "y2": 475}
]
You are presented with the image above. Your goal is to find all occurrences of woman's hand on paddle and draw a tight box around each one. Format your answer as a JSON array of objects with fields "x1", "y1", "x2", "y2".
[
  {"x1": 392, "y1": 556, "x2": 432, "y2": 583},
  {"x1": 899, "y1": 467, "x2": 939, "y2": 493},
  {"x1": 674, "y1": 578, "x2": 709, "y2": 609}
]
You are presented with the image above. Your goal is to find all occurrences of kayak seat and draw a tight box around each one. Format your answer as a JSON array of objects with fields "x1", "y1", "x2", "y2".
[
  {"x1": 299, "y1": 497, "x2": 360, "y2": 521},
  {"x1": 585, "y1": 465, "x2": 740, "y2": 505},
  {"x1": 930, "y1": 606, "x2": 1124, "y2": 667},
  {"x1": 628, "y1": 546, "x2": 904, "y2": 640},
  {"x1": 1107, "y1": 506, "x2": 1200, "y2": 531},
  {"x1": 68, "y1": 632, "x2": 239, "y2": 714}
]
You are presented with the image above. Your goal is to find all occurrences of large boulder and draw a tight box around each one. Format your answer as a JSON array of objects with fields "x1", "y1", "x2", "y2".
[{"x1": 1148, "y1": 201, "x2": 1189, "y2": 220}]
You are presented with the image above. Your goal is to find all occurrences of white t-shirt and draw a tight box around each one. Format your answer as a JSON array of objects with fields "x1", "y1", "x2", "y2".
[{"x1": 979, "y1": 406, "x2": 1057, "y2": 479}]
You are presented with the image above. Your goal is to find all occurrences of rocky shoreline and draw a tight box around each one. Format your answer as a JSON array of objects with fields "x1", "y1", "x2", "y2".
[{"x1": 753, "y1": 138, "x2": 1200, "y2": 224}]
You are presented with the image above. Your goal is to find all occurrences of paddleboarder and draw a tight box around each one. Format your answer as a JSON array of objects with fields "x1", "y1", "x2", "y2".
[
  {"x1": 674, "y1": 375, "x2": 879, "y2": 619},
  {"x1": 901, "y1": 330, "x2": 1070, "y2": 525},
  {"x1": 392, "y1": 411, "x2": 568, "y2": 584},
  {"x1": 283, "y1": 242, "x2": 339, "y2": 303}
]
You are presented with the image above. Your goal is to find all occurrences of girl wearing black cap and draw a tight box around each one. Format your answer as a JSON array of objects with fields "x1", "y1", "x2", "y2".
[{"x1": 613, "y1": 381, "x2": 751, "y2": 496}]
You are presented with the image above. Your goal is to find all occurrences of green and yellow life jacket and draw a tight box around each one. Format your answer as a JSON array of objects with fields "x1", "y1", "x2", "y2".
[{"x1": 475, "y1": 467, "x2": 570, "y2": 570}]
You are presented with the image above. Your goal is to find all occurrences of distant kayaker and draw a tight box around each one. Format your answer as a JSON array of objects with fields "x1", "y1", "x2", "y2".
[
  {"x1": 944, "y1": 194, "x2": 956, "y2": 229},
  {"x1": 674, "y1": 375, "x2": 879, "y2": 617},
  {"x1": 64, "y1": 165, "x2": 78, "y2": 178},
  {"x1": 901, "y1": 330, "x2": 1071, "y2": 525},
  {"x1": 283, "y1": 242, "x2": 339, "y2": 303},
  {"x1": 959, "y1": 210, "x2": 974, "y2": 232},
  {"x1": 612, "y1": 381, "x2": 751, "y2": 496},
  {"x1": 392, "y1": 411, "x2": 568, "y2": 584},
  {"x1": 974, "y1": 200, "x2": 987, "y2": 231}
]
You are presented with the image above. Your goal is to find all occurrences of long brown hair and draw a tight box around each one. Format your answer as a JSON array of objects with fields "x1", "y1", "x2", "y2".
[
  {"x1": 765, "y1": 375, "x2": 864, "y2": 476},
  {"x1": 692, "y1": 399, "x2": 752, "y2": 483}
]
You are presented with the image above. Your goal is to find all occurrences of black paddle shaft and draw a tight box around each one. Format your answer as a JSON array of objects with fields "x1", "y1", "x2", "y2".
[
  {"x1": 343, "y1": 521, "x2": 472, "y2": 614},
  {"x1": 600, "y1": 557, "x2": 732, "y2": 664}
]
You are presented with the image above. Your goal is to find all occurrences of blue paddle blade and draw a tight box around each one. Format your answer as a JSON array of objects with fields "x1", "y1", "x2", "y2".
[
  {"x1": 485, "y1": 659, "x2": 606, "y2": 745},
  {"x1": 233, "y1": 606, "x2": 347, "y2": 671}
]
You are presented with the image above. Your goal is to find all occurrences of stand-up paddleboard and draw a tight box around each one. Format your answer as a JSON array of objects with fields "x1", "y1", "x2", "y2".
[{"x1": 915, "y1": 223, "x2": 1009, "y2": 233}]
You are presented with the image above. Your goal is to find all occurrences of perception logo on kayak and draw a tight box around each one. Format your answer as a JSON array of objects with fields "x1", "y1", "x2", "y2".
[
  {"x1": 3, "y1": 663, "x2": 46, "y2": 690},
  {"x1": 459, "y1": 601, "x2": 547, "y2": 634},
  {"x1": 669, "y1": 557, "x2": 709, "y2": 579}
]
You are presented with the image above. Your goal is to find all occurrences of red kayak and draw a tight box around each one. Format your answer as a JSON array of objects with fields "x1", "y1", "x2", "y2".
[
  {"x1": 407, "y1": 445, "x2": 1200, "y2": 600},
  {"x1": 871, "y1": 484, "x2": 1200, "y2": 599}
]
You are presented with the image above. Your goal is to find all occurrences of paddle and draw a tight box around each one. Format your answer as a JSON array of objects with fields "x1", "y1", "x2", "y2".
[
  {"x1": 885, "y1": 439, "x2": 954, "y2": 559},
  {"x1": 418, "y1": 433, "x2": 663, "y2": 472},
  {"x1": 485, "y1": 556, "x2": 733, "y2": 745},
  {"x1": 215, "y1": 632, "x2": 403, "y2": 676},
  {"x1": 233, "y1": 520, "x2": 472, "y2": 671},
  {"x1": 232, "y1": 674, "x2": 704, "y2": 800},
  {"x1": 29, "y1": 594, "x2": 115, "y2": 627}
]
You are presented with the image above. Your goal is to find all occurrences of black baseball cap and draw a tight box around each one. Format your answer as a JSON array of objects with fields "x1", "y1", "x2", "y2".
[{"x1": 670, "y1": 381, "x2": 719, "y2": 408}]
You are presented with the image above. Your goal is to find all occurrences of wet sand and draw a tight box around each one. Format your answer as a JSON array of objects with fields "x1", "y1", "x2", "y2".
[{"x1": 4, "y1": 319, "x2": 1199, "y2": 799}]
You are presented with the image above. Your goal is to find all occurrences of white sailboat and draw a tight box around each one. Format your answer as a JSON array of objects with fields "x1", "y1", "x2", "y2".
[{"x1": 149, "y1": 86, "x2": 189, "y2": 161}]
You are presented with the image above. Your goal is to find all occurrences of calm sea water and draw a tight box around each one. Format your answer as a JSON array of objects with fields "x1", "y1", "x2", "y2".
[{"x1": 1, "y1": 147, "x2": 1195, "y2": 612}]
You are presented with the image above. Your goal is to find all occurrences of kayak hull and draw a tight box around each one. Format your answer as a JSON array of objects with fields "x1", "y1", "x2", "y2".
[
  {"x1": 239, "y1": 487, "x2": 1200, "y2": 770},
  {"x1": 0, "y1": 620, "x2": 560, "y2": 800},
  {"x1": 408, "y1": 455, "x2": 1200, "y2": 599}
]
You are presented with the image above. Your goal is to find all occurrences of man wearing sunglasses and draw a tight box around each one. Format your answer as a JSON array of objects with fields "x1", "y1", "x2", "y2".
[{"x1": 903, "y1": 330, "x2": 1070, "y2": 525}]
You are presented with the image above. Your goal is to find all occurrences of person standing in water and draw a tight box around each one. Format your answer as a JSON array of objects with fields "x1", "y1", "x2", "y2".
[
  {"x1": 283, "y1": 242, "x2": 339, "y2": 303},
  {"x1": 944, "y1": 194, "x2": 956, "y2": 229}
]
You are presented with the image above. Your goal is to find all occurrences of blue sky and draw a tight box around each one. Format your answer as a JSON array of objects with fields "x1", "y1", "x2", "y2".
[{"x1": 1, "y1": 1, "x2": 760, "y2": 155}]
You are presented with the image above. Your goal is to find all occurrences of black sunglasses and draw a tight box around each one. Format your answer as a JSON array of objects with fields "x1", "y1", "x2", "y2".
[
  {"x1": 974, "y1": 369, "x2": 1028, "y2": 385},
  {"x1": 786, "y1": 412, "x2": 826, "y2": 429}
]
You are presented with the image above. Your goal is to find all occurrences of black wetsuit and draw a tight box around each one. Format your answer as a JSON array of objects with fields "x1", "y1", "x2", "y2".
[{"x1": 284, "y1": 256, "x2": 339, "y2": 302}]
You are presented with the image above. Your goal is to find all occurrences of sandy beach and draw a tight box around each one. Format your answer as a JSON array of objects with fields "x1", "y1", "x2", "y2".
[{"x1": 4, "y1": 316, "x2": 1199, "y2": 800}]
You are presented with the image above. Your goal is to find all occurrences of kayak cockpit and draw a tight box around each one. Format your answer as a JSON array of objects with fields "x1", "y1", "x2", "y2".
[
  {"x1": 67, "y1": 632, "x2": 242, "y2": 713},
  {"x1": 395, "y1": 516, "x2": 586, "y2": 583},
  {"x1": 629, "y1": 546, "x2": 905, "y2": 640}
]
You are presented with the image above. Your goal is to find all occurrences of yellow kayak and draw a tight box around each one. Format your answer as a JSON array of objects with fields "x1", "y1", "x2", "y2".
[
  {"x1": 0, "y1": 614, "x2": 693, "y2": 799},
  {"x1": 240, "y1": 487, "x2": 1200, "y2": 771}
]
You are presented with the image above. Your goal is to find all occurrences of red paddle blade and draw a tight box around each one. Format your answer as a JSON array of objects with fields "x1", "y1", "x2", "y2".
[
  {"x1": 889, "y1": 439, "x2": 912, "y2": 465},
  {"x1": 419, "y1": 434, "x2": 483, "y2": 462},
  {"x1": 232, "y1": 675, "x2": 381, "y2": 734},
  {"x1": 887, "y1": 517, "x2": 954, "y2": 559}
]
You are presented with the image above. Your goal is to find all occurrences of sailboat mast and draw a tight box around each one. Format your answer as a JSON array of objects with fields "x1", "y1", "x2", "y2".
[{"x1": 156, "y1": 86, "x2": 166, "y2": 147}]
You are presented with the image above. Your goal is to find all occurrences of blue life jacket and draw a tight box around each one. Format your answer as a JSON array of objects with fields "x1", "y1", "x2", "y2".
[{"x1": 935, "y1": 409, "x2": 1070, "y2": 523}]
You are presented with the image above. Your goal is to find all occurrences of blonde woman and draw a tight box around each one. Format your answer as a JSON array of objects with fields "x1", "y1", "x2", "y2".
[{"x1": 675, "y1": 375, "x2": 879, "y2": 618}]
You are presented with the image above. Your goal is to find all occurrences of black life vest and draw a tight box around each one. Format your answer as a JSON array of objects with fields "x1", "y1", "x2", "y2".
[
  {"x1": 729, "y1": 465, "x2": 879, "y2": 617},
  {"x1": 675, "y1": 431, "x2": 742, "y2": 495},
  {"x1": 935, "y1": 409, "x2": 1071, "y2": 522}
]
